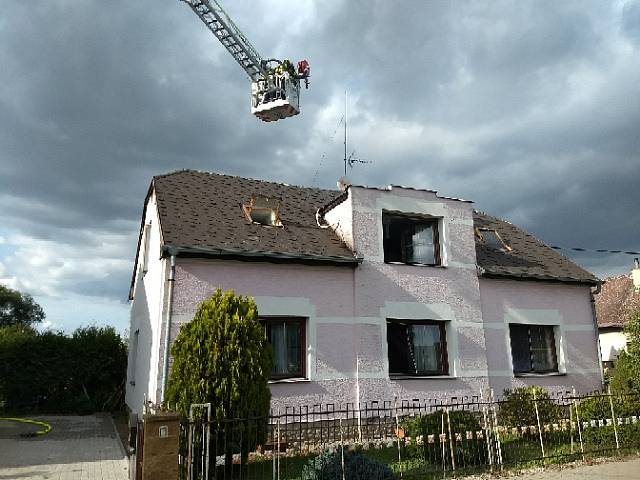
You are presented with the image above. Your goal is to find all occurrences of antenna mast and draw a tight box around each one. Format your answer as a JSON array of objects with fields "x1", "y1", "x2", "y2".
[{"x1": 344, "y1": 91, "x2": 348, "y2": 176}]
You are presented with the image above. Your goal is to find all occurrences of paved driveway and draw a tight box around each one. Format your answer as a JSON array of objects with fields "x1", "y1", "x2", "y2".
[
  {"x1": 0, "y1": 414, "x2": 128, "y2": 480},
  {"x1": 511, "y1": 456, "x2": 640, "y2": 480}
]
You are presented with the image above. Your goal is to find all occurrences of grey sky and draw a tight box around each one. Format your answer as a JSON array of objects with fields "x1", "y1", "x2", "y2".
[{"x1": 0, "y1": 0, "x2": 638, "y2": 332}]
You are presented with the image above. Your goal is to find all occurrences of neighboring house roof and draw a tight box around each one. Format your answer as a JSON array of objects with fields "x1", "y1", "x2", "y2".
[
  {"x1": 595, "y1": 274, "x2": 640, "y2": 328},
  {"x1": 473, "y1": 211, "x2": 600, "y2": 285},
  {"x1": 152, "y1": 169, "x2": 359, "y2": 263}
]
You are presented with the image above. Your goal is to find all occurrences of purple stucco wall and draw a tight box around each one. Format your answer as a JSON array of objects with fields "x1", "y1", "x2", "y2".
[
  {"x1": 479, "y1": 278, "x2": 602, "y2": 395},
  {"x1": 155, "y1": 185, "x2": 601, "y2": 411}
]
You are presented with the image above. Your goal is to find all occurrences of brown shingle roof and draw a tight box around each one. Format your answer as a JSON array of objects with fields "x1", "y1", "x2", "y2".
[
  {"x1": 153, "y1": 170, "x2": 358, "y2": 263},
  {"x1": 139, "y1": 170, "x2": 599, "y2": 285},
  {"x1": 595, "y1": 274, "x2": 640, "y2": 328},
  {"x1": 473, "y1": 211, "x2": 599, "y2": 285}
]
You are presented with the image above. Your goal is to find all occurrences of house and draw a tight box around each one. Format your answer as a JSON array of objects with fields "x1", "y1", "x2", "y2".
[
  {"x1": 595, "y1": 260, "x2": 640, "y2": 367},
  {"x1": 126, "y1": 169, "x2": 603, "y2": 416}
]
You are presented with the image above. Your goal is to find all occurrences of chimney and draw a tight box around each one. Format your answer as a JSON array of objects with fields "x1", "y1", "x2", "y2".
[
  {"x1": 337, "y1": 176, "x2": 352, "y2": 192},
  {"x1": 633, "y1": 258, "x2": 640, "y2": 292}
]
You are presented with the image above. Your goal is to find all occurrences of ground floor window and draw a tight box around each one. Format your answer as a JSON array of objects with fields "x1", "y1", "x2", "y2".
[
  {"x1": 261, "y1": 317, "x2": 305, "y2": 379},
  {"x1": 387, "y1": 320, "x2": 448, "y2": 376},
  {"x1": 509, "y1": 324, "x2": 558, "y2": 374}
]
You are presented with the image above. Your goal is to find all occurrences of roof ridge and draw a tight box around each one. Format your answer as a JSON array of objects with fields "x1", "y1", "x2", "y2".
[{"x1": 153, "y1": 169, "x2": 338, "y2": 195}]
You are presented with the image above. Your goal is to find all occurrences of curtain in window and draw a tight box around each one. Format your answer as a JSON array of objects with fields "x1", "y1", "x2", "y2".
[
  {"x1": 530, "y1": 326, "x2": 556, "y2": 372},
  {"x1": 410, "y1": 224, "x2": 435, "y2": 264},
  {"x1": 285, "y1": 323, "x2": 301, "y2": 373},
  {"x1": 270, "y1": 323, "x2": 288, "y2": 374},
  {"x1": 410, "y1": 324, "x2": 440, "y2": 373},
  {"x1": 509, "y1": 325, "x2": 531, "y2": 373}
]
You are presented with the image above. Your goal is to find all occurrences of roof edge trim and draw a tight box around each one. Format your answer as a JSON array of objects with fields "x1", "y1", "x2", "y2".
[{"x1": 162, "y1": 245, "x2": 363, "y2": 265}]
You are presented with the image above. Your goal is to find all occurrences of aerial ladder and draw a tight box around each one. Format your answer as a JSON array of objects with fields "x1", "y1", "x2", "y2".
[{"x1": 180, "y1": 0, "x2": 311, "y2": 122}]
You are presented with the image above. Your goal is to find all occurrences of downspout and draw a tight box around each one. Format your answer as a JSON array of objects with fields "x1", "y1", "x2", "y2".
[
  {"x1": 589, "y1": 282, "x2": 605, "y2": 389},
  {"x1": 160, "y1": 251, "x2": 177, "y2": 403}
]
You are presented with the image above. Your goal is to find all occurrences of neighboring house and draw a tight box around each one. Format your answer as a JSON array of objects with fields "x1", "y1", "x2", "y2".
[
  {"x1": 126, "y1": 170, "x2": 603, "y2": 416},
  {"x1": 595, "y1": 260, "x2": 640, "y2": 367}
]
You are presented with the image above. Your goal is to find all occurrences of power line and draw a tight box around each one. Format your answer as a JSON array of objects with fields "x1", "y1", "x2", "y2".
[{"x1": 550, "y1": 245, "x2": 640, "y2": 256}]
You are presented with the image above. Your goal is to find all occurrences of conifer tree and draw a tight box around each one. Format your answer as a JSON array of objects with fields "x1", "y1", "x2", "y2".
[{"x1": 166, "y1": 289, "x2": 272, "y2": 473}]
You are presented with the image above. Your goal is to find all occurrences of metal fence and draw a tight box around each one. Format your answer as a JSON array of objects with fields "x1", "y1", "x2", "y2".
[{"x1": 180, "y1": 389, "x2": 640, "y2": 480}]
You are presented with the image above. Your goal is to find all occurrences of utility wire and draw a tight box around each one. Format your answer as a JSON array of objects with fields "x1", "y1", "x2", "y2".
[{"x1": 550, "y1": 245, "x2": 640, "y2": 256}]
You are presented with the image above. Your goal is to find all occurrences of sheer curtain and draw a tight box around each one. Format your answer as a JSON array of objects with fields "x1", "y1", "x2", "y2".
[
  {"x1": 410, "y1": 324, "x2": 440, "y2": 373},
  {"x1": 410, "y1": 225, "x2": 435, "y2": 264},
  {"x1": 531, "y1": 326, "x2": 556, "y2": 371},
  {"x1": 270, "y1": 324, "x2": 287, "y2": 374}
]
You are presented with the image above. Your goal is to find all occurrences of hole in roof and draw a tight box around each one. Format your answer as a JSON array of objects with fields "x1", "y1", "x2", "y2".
[
  {"x1": 242, "y1": 196, "x2": 283, "y2": 227},
  {"x1": 478, "y1": 228, "x2": 511, "y2": 252}
]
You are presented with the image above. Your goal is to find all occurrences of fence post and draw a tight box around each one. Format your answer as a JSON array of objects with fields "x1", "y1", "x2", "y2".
[
  {"x1": 276, "y1": 415, "x2": 281, "y2": 480},
  {"x1": 393, "y1": 397, "x2": 403, "y2": 479},
  {"x1": 339, "y1": 417, "x2": 346, "y2": 480},
  {"x1": 607, "y1": 386, "x2": 620, "y2": 451},
  {"x1": 532, "y1": 390, "x2": 546, "y2": 459},
  {"x1": 446, "y1": 406, "x2": 456, "y2": 472},
  {"x1": 569, "y1": 396, "x2": 575, "y2": 455},
  {"x1": 480, "y1": 390, "x2": 494, "y2": 469},
  {"x1": 489, "y1": 389, "x2": 503, "y2": 470},
  {"x1": 572, "y1": 388, "x2": 585, "y2": 461}
]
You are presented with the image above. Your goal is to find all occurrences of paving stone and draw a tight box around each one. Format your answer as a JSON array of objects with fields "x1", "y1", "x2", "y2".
[{"x1": 0, "y1": 414, "x2": 128, "y2": 480}]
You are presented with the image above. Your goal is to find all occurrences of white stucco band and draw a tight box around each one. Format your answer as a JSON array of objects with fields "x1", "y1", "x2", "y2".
[{"x1": 381, "y1": 301, "x2": 455, "y2": 321}]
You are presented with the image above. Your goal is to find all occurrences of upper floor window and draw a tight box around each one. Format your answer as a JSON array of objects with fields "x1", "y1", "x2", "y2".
[
  {"x1": 261, "y1": 317, "x2": 305, "y2": 379},
  {"x1": 383, "y1": 212, "x2": 441, "y2": 265},
  {"x1": 509, "y1": 324, "x2": 558, "y2": 374},
  {"x1": 387, "y1": 319, "x2": 448, "y2": 376}
]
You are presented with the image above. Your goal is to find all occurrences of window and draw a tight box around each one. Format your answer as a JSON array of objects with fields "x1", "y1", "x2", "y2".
[
  {"x1": 242, "y1": 196, "x2": 283, "y2": 227},
  {"x1": 477, "y1": 228, "x2": 511, "y2": 252},
  {"x1": 129, "y1": 329, "x2": 139, "y2": 386},
  {"x1": 262, "y1": 317, "x2": 305, "y2": 379},
  {"x1": 141, "y1": 222, "x2": 151, "y2": 274},
  {"x1": 383, "y1": 212, "x2": 441, "y2": 265},
  {"x1": 387, "y1": 320, "x2": 448, "y2": 376},
  {"x1": 509, "y1": 324, "x2": 558, "y2": 374}
]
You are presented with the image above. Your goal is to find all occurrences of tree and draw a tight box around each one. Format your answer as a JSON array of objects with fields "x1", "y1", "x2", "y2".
[
  {"x1": 610, "y1": 310, "x2": 640, "y2": 394},
  {"x1": 166, "y1": 289, "x2": 272, "y2": 475},
  {"x1": 0, "y1": 285, "x2": 45, "y2": 327},
  {"x1": 0, "y1": 324, "x2": 127, "y2": 413}
]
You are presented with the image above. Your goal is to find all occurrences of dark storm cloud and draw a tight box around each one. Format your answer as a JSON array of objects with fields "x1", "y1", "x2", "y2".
[{"x1": 0, "y1": 0, "x2": 638, "y2": 317}]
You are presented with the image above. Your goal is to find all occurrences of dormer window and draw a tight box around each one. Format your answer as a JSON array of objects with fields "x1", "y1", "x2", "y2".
[
  {"x1": 477, "y1": 228, "x2": 511, "y2": 252},
  {"x1": 242, "y1": 196, "x2": 283, "y2": 227},
  {"x1": 383, "y1": 211, "x2": 441, "y2": 266}
]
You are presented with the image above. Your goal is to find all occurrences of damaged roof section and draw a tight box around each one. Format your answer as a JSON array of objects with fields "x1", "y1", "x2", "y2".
[
  {"x1": 152, "y1": 170, "x2": 359, "y2": 263},
  {"x1": 143, "y1": 170, "x2": 598, "y2": 285},
  {"x1": 474, "y1": 211, "x2": 599, "y2": 285}
]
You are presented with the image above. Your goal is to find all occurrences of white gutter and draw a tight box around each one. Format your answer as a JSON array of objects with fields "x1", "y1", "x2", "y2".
[
  {"x1": 590, "y1": 282, "x2": 605, "y2": 389},
  {"x1": 160, "y1": 252, "x2": 177, "y2": 403}
]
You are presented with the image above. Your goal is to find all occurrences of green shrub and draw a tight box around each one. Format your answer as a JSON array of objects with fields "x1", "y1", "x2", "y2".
[
  {"x1": 401, "y1": 410, "x2": 486, "y2": 467},
  {"x1": 166, "y1": 289, "x2": 272, "y2": 475},
  {"x1": 578, "y1": 393, "x2": 640, "y2": 448},
  {"x1": 0, "y1": 325, "x2": 127, "y2": 414},
  {"x1": 301, "y1": 449, "x2": 395, "y2": 480},
  {"x1": 498, "y1": 387, "x2": 561, "y2": 427}
]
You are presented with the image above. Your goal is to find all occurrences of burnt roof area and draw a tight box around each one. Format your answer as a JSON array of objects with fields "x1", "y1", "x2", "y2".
[
  {"x1": 152, "y1": 169, "x2": 357, "y2": 263},
  {"x1": 474, "y1": 211, "x2": 599, "y2": 285},
  {"x1": 595, "y1": 274, "x2": 640, "y2": 328},
  {"x1": 141, "y1": 170, "x2": 598, "y2": 286}
]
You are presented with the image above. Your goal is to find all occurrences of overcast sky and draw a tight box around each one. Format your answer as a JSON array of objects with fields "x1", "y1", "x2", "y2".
[{"x1": 0, "y1": 0, "x2": 638, "y2": 333}]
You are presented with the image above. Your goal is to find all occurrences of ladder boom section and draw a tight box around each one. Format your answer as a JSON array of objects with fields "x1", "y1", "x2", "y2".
[{"x1": 181, "y1": 0, "x2": 267, "y2": 81}]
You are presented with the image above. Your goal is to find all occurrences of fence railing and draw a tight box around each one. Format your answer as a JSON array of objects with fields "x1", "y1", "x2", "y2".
[{"x1": 180, "y1": 390, "x2": 640, "y2": 480}]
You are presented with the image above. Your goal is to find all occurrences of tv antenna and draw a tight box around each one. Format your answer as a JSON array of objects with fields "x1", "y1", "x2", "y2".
[{"x1": 343, "y1": 91, "x2": 371, "y2": 176}]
